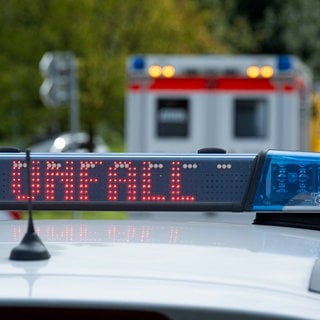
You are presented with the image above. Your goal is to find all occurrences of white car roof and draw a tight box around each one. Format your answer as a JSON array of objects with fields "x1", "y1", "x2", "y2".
[
  {"x1": 0, "y1": 214, "x2": 320, "y2": 319},
  {"x1": 1, "y1": 149, "x2": 320, "y2": 319}
]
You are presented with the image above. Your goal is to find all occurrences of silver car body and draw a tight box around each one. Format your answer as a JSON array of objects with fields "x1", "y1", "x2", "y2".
[
  {"x1": 0, "y1": 213, "x2": 319, "y2": 319},
  {"x1": 29, "y1": 132, "x2": 109, "y2": 153}
]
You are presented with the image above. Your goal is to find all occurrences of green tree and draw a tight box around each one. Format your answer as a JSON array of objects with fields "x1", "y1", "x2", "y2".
[
  {"x1": 195, "y1": 0, "x2": 260, "y2": 53},
  {"x1": 0, "y1": 0, "x2": 228, "y2": 149},
  {"x1": 261, "y1": 0, "x2": 320, "y2": 80},
  {"x1": 230, "y1": 0, "x2": 320, "y2": 80}
]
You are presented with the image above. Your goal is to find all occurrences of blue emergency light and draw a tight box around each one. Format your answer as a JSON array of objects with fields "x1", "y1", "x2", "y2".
[
  {"x1": 0, "y1": 149, "x2": 320, "y2": 214},
  {"x1": 277, "y1": 55, "x2": 293, "y2": 72},
  {"x1": 248, "y1": 150, "x2": 320, "y2": 211},
  {"x1": 130, "y1": 56, "x2": 145, "y2": 71}
]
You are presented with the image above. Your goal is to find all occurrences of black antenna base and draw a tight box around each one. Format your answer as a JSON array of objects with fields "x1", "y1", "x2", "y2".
[
  {"x1": 9, "y1": 149, "x2": 51, "y2": 261},
  {"x1": 10, "y1": 231, "x2": 50, "y2": 261}
]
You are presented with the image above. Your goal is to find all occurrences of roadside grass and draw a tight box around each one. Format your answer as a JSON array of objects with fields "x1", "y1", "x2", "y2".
[{"x1": 21, "y1": 211, "x2": 127, "y2": 220}]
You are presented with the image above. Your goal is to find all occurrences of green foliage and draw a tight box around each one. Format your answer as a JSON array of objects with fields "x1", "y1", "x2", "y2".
[
  {"x1": 231, "y1": 0, "x2": 320, "y2": 79},
  {"x1": 0, "y1": 0, "x2": 226, "y2": 150},
  {"x1": 23, "y1": 211, "x2": 127, "y2": 220},
  {"x1": 195, "y1": 0, "x2": 260, "y2": 53},
  {"x1": 0, "y1": 0, "x2": 319, "y2": 150},
  {"x1": 261, "y1": 0, "x2": 320, "y2": 79}
]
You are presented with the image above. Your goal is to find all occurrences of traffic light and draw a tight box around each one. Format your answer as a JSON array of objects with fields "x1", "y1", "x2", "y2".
[{"x1": 39, "y1": 52, "x2": 76, "y2": 108}]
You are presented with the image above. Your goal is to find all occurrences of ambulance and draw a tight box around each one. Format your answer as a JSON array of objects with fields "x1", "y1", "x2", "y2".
[{"x1": 125, "y1": 54, "x2": 313, "y2": 153}]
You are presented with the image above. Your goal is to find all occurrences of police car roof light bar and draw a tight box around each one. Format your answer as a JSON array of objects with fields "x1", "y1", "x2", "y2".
[{"x1": 0, "y1": 150, "x2": 319, "y2": 217}]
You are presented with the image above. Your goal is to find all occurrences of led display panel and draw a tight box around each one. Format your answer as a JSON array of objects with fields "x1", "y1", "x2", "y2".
[{"x1": 0, "y1": 153, "x2": 255, "y2": 211}]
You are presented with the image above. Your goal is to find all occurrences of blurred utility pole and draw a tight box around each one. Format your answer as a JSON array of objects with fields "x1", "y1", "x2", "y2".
[{"x1": 39, "y1": 51, "x2": 80, "y2": 150}]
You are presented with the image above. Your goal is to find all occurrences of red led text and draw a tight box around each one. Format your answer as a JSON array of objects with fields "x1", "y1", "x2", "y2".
[{"x1": 10, "y1": 160, "x2": 196, "y2": 202}]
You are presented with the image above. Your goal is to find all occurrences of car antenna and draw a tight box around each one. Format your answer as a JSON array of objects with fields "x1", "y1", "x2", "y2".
[{"x1": 10, "y1": 149, "x2": 50, "y2": 261}]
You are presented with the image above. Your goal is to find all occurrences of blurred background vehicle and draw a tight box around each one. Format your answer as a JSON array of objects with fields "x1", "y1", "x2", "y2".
[
  {"x1": 126, "y1": 54, "x2": 313, "y2": 154},
  {"x1": 28, "y1": 132, "x2": 109, "y2": 153}
]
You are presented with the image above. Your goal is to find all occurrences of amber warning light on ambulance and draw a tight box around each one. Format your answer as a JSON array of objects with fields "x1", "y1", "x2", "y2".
[
  {"x1": 148, "y1": 65, "x2": 176, "y2": 78},
  {"x1": 246, "y1": 65, "x2": 274, "y2": 79}
]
